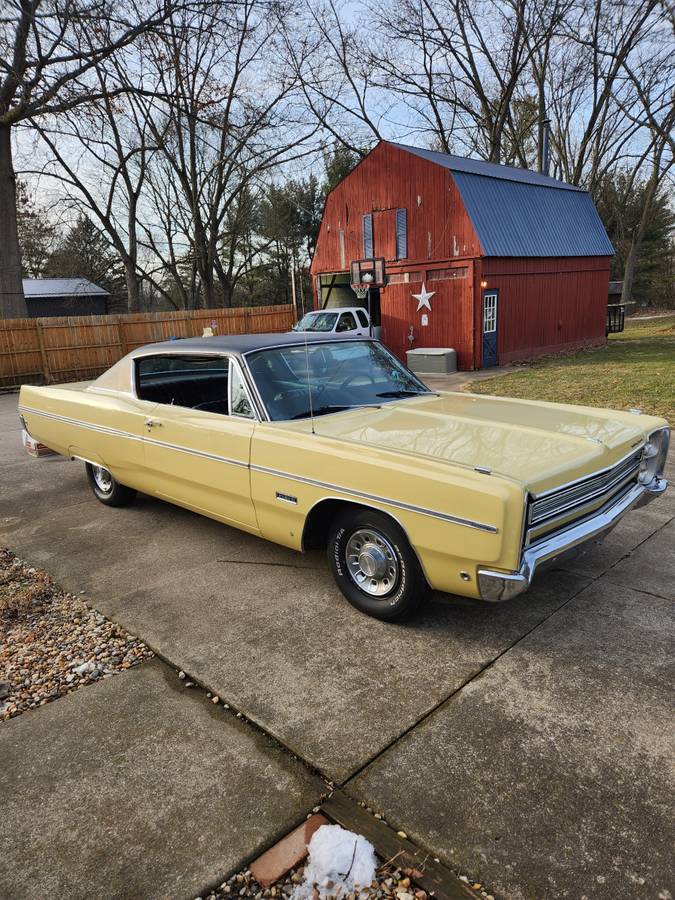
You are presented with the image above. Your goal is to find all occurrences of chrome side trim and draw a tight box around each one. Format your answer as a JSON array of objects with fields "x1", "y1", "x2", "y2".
[
  {"x1": 19, "y1": 406, "x2": 248, "y2": 469},
  {"x1": 250, "y1": 463, "x2": 498, "y2": 533},
  {"x1": 19, "y1": 405, "x2": 498, "y2": 533},
  {"x1": 19, "y1": 406, "x2": 144, "y2": 443},
  {"x1": 143, "y1": 435, "x2": 249, "y2": 469}
]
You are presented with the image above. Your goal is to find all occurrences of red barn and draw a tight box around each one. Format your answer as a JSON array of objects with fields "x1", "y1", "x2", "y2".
[{"x1": 310, "y1": 141, "x2": 614, "y2": 370}]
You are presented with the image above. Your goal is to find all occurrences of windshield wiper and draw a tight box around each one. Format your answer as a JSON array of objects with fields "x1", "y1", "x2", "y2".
[
  {"x1": 291, "y1": 403, "x2": 380, "y2": 420},
  {"x1": 376, "y1": 389, "x2": 435, "y2": 398}
]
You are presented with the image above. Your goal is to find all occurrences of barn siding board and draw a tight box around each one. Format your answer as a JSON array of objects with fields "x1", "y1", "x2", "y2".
[
  {"x1": 482, "y1": 257, "x2": 610, "y2": 365},
  {"x1": 381, "y1": 265, "x2": 474, "y2": 371}
]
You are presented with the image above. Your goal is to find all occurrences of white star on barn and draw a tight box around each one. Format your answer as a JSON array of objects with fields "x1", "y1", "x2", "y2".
[{"x1": 412, "y1": 282, "x2": 435, "y2": 312}]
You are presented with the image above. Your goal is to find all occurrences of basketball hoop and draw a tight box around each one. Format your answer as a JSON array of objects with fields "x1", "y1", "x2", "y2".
[
  {"x1": 350, "y1": 257, "x2": 385, "y2": 288},
  {"x1": 351, "y1": 284, "x2": 370, "y2": 300}
]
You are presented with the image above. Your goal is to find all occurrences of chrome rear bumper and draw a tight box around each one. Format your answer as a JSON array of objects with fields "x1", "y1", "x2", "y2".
[{"x1": 477, "y1": 476, "x2": 668, "y2": 602}]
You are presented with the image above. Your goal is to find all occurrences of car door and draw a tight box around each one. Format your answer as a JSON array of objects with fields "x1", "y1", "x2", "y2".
[
  {"x1": 136, "y1": 353, "x2": 258, "y2": 531},
  {"x1": 335, "y1": 311, "x2": 360, "y2": 335},
  {"x1": 354, "y1": 308, "x2": 370, "y2": 335}
]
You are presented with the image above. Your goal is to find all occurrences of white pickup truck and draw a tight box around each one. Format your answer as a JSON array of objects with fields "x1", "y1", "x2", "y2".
[{"x1": 292, "y1": 307, "x2": 373, "y2": 337}]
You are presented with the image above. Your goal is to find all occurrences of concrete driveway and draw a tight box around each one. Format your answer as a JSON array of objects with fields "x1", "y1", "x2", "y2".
[{"x1": 1, "y1": 391, "x2": 673, "y2": 899}]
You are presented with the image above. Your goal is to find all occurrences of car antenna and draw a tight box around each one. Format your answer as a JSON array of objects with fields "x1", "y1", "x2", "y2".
[{"x1": 301, "y1": 323, "x2": 316, "y2": 435}]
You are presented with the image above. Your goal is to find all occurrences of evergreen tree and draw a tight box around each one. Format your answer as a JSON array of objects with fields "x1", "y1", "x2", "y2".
[
  {"x1": 595, "y1": 172, "x2": 675, "y2": 308},
  {"x1": 16, "y1": 180, "x2": 55, "y2": 279},
  {"x1": 45, "y1": 214, "x2": 128, "y2": 312},
  {"x1": 322, "y1": 145, "x2": 361, "y2": 194}
]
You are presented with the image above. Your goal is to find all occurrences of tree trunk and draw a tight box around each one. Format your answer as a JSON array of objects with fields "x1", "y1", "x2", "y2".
[
  {"x1": 0, "y1": 125, "x2": 28, "y2": 318},
  {"x1": 621, "y1": 172, "x2": 659, "y2": 306},
  {"x1": 125, "y1": 261, "x2": 141, "y2": 313}
]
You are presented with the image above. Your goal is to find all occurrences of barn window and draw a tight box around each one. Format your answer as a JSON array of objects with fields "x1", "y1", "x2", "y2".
[
  {"x1": 362, "y1": 214, "x2": 373, "y2": 257},
  {"x1": 483, "y1": 293, "x2": 497, "y2": 333},
  {"x1": 427, "y1": 266, "x2": 468, "y2": 281},
  {"x1": 395, "y1": 208, "x2": 407, "y2": 259},
  {"x1": 387, "y1": 271, "x2": 422, "y2": 284}
]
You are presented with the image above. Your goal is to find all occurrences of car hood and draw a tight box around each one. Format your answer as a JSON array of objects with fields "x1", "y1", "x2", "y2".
[{"x1": 305, "y1": 391, "x2": 655, "y2": 494}]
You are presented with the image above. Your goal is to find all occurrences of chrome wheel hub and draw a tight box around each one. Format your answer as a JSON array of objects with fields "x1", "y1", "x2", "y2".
[
  {"x1": 92, "y1": 466, "x2": 113, "y2": 493},
  {"x1": 346, "y1": 528, "x2": 399, "y2": 597}
]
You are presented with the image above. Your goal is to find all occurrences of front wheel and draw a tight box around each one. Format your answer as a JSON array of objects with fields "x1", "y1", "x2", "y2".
[
  {"x1": 85, "y1": 463, "x2": 137, "y2": 507},
  {"x1": 327, "y1": 508, "x2": 430, "y2": 621}
]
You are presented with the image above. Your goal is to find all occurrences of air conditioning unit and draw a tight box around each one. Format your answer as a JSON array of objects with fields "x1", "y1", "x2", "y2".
[{"x1": 406, "y1": 347, "x2": 457, "y2": 375}]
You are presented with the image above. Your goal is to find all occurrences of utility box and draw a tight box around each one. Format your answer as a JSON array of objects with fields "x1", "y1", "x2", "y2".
[{"x1": 406, "y1": 347, "x2": 457, "y2": 375}]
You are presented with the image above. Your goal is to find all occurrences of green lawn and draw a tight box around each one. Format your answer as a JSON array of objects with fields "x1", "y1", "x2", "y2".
[{"x1": 470, "y1": 314, "x2": 675, "y2": 423}]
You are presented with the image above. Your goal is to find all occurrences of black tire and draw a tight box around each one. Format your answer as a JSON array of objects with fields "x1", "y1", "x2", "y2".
[
  {"x1": 327, "y1": 507, "x2": 430, "y2": 621},
  {"x1": 85, "y1": 463, "x2": 137, "y2": 508}
]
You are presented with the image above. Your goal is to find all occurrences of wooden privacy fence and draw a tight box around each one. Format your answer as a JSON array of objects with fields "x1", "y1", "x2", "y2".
[{"x1": 0, "y1": 304, "x2": 295, "y2": 389}]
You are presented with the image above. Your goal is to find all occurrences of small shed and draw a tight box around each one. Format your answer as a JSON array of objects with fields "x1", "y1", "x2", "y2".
[
  {"x1": 310, "y1": 141, "x2": 614, "y2": 369},
  {"x1": 23, "y1": 279, "x2": 109, "y2": 318}
]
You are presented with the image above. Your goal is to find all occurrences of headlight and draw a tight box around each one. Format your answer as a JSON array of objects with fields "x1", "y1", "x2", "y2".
[{"x1": 638, "y1": 427, "x2": 670, "y2": 484}]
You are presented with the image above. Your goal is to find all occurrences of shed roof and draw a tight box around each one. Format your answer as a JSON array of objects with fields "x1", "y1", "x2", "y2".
[
  {"x1": 390, "y1": 142, "x2": 614, "y2": 258},
  {"x1": 23, "y1": 278, "x2": 109, "y2": 299}
]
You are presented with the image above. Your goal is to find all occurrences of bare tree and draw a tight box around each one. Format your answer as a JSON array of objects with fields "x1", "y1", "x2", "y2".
[
  {"x1": 27, "y1": 62, "x2": 157, "y2": 312},
  {"x1": 133, "y1": 0, "x2": 320, "y2": 308},
  {"x1": 374, "y1": 0, "x2": 553, "y2": 162},
  {"x1": 0, "y1": 0, "x2": 177, "y2": 316},
  {"x1": 282, "y1": 0, "x2": 385, "y2": 157}
]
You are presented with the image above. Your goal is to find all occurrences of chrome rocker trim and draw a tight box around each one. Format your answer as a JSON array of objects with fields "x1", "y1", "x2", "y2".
[{"x1": 478, "y1": 476, "x2": 668, "y2": 602}]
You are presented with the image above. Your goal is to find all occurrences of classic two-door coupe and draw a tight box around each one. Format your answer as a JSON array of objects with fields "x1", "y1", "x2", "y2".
[{"x1": 18, "y1": 333, "x2": 669, "y2": 620}]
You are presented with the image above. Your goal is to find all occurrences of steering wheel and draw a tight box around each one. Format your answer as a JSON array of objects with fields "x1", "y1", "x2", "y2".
[
  {"x1": 339, "y1": 373, "x2": 376, "y2": 390},
  {"x1": 273, "y1": 388, "x2": 306, "y2": 402}
]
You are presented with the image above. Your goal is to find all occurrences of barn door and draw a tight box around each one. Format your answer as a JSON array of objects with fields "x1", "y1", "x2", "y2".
[{"x1": 482, "y1": 290, "x2": 499, "y2": 367}]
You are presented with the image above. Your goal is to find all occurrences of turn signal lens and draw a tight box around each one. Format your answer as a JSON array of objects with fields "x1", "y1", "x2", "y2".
[{"x1": 639, "y1": 428, "x2": 670, "y2": 486}]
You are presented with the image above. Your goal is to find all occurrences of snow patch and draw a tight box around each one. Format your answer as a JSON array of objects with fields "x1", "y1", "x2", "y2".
[{"x1": 292, "y1": 824, "x2": 377, "y2": 899}]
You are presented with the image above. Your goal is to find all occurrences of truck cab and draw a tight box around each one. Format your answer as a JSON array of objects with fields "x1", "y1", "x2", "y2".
[{"x1": 292, "y1": 307, "x2": 371, "y2": 337}]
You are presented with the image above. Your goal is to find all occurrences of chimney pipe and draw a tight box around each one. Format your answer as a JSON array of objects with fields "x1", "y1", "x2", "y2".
[{"x1": 541, "y1": 118, "x2": 550, "y2": 176}]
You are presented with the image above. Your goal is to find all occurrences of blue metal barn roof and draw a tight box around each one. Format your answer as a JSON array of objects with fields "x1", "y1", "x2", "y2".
[{"x1": 391, "y1": 143, "x2": 614, "y2": 258}]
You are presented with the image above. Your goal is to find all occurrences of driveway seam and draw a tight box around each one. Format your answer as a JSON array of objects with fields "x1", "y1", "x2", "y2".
[
  {"x1": 340, "y1": 577, "x2": 595, "y2": 787},
  {"x1": 343, "y1": 513, "x2": 675, "y2": 789}
]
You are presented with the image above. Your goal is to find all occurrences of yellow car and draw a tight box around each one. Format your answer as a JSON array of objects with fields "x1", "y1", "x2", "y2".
[{"x1": 18, "y1": 333, "x2": 669, "y2": 620}]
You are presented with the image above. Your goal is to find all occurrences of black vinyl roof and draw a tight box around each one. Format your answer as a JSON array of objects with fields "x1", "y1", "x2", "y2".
[{"x1": 131, "y1": 331, "x2": 369, "y2": 359}]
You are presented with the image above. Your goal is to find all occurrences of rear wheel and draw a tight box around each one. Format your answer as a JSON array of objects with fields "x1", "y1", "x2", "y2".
[
  {"x1": 327, "y1": 508, "x2": 430, "y2": 621},
  {"x1": 86, "y1": 463, "x2": 137, "y2": 507}
]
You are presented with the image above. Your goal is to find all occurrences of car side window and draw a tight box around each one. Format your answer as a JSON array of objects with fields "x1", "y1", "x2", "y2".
[
  {"x1": 135, "y1": 354, "x2": 229, "y2": 414},
  {"x1": 229, "y1": 361, "x2": 255, "y2": 419},
  {"x1": 336, "y1": 312, "x2": 357, "y2": 332},
  {"x1": 356, "y1": 309, "x2": 369, "y2": 328}
]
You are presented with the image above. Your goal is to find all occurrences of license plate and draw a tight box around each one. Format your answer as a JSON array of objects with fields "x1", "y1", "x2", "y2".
[{"x1": 22, "y1": 429, "x2": 54, "y2": 458}]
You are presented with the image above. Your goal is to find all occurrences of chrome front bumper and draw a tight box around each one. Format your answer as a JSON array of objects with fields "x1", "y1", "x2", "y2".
[{"x1": 477, "y1": 476, "x2": 668, "y2": 602}]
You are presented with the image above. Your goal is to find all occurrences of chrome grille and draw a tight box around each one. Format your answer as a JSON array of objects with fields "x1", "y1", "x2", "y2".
[{"x1": 528, "y1": 449, "x2": 642, "y2": 536}]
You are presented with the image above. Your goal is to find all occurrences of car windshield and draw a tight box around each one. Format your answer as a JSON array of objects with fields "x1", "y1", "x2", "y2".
[
  {"x1": 295, "y1": 312, "x2": 338, "y2": 332},
  {"x1": 247, "y1": 340, "x2": 431, "y2": 421}
]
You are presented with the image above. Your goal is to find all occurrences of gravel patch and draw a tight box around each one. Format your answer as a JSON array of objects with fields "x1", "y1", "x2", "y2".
[
  {"x1": 199, "y1": 860, "x2": 437, "y2": 900},
  {"x1": 197, "y1": 842, "x2": 494, "y2": 900},
  {"x1": 0, "y1": 548, "x2": 153, "y2": 721}
]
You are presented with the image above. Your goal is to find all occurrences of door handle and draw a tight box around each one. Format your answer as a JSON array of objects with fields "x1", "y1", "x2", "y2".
[{"x1": 144, "y1": 418, "x2": 162, "y2": 428}]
